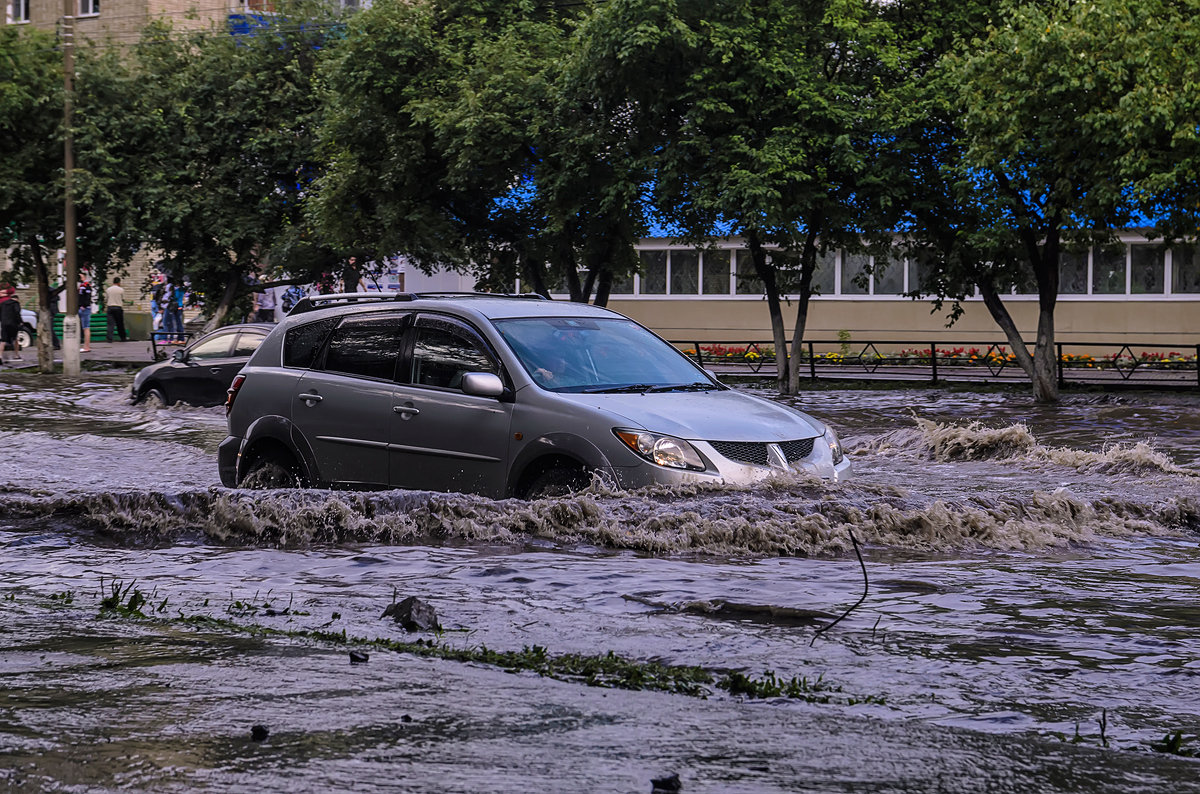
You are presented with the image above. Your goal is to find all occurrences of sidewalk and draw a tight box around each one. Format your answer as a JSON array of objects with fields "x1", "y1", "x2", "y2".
[{"x1": 2, "y1": 340, "x2": 160, "y2": 369}]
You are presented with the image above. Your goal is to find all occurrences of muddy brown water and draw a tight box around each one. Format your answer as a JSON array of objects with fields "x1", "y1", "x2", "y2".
[{"x1": 1, "y1": 371, "x2": 1198, "y2": 792}]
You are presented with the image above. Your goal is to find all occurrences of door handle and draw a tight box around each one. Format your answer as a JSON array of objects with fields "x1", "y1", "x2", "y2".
[
  {"x1": 393, "y1": 405, "x2": 420, "y2": 417},
  {"x1": 300, "y1": 392, "x2": 323, "y2": 405},
  {"x1": 210, "y1": 367, "x2": 222, "y2": 374}
]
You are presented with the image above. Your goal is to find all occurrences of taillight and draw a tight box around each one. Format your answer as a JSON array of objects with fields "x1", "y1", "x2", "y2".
[{"x1": 225, "y1": 374, "x2": 246, "y2": 416}]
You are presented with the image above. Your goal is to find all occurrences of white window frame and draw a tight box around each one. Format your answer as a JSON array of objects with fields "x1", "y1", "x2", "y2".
[
  {"x1": 11, "y1": 0, "x2": 31, "y2": 23},
  {"x1": 78, "y1": 0, "x2": 98, "y2": 16}
]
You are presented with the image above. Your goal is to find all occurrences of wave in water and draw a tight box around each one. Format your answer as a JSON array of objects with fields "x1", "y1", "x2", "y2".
[
  {"x1": 2, "y1": 479, "x2": 1196, "y2": 557},
  {"x1": 853, "y1": 418, "x2": 1197, "y2": 478}
]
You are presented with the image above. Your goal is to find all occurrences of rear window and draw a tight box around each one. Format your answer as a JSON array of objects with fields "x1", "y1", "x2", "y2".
[{"x1": 284, "y1": 318, "x2": 337, "y2": 369}]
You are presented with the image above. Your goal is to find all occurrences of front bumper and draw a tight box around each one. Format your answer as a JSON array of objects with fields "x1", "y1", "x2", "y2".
[{"x1": 611, "y1": 440, "x2": 852, "y2": 490}]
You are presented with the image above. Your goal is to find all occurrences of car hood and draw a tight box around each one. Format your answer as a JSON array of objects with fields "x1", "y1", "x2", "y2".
[{"x1": 564, "y1": 389, "x2": 824, "y2": 442}]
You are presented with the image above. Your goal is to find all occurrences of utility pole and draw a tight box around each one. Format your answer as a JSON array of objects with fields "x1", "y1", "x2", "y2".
[{"x1": 61, "y1": 0, "x2": 81, "y2": 377}]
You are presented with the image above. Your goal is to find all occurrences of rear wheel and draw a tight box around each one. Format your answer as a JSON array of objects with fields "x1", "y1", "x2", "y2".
[
  {"x1": 523, "y1": 465, "x2": 589, "y2": 499},
  {"x1": 240, "y1": 451, "x2": 304, "y2": 489},
  {"x1": 17, "y1": 324, "x2": 33, "y2": 349}
]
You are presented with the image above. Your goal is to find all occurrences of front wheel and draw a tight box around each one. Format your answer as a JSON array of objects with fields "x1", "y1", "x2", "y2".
[
  {"x1": 17, "y1": 324, "x2": 33, "y2": 349},
  {"x1": 523, "y1": 465, "x2": 589, "y2": 499},
  {"x1": 140, "y1": 386, "x2": 168, "y2": 408}
]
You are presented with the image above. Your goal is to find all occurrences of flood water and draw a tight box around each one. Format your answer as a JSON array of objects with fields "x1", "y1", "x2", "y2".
[{"x1": 1, "y1": 371, "x2": 1198, "y2": 792}]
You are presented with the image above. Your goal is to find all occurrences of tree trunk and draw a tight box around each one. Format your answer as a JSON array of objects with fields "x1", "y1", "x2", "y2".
[
  {"x1": 1030, "y1": 232, "x2": 1061, "y2": 403},
  {"x1": 787, "y1": 230, "x2": 819, "y2": 395},
  {"x1": 1031, "y1": 301, "x2": 1059, "y2": 403},
  {"x1": 32, "y1": 244, "x2": 55, "y2": 374},
  {"x1": 593, "y1": 267, "x2": 613, "y2": 308},
  {"x1": 747, "y1": 229, "x2": 789, "y2": 391},
  {"x1": 522, "y1": 255, "x2": 551, "y2": 299},
  {"x1": 978, "y1": 279, "x2": 1036, "y2": 378},
  {"x1": 202, "y1": 271, "x2": 244, "y2": 333}
]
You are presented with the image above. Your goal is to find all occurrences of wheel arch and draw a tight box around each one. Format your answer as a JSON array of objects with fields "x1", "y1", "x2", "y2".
[
  {"x1": 507, "y1": 433, "x2": 615, "y2": 498},
  {"x1": 239, "y1": 415, "x2": 319, "y2": 487}
]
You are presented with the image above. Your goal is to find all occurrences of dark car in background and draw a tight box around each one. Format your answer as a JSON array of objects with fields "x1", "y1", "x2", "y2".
[{"x1": 131, "y1": 323, "x2": 272, "y2": 407}]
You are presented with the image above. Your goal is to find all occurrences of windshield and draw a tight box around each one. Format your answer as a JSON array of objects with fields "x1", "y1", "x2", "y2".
[{"x1": 493, "y1": 317, "x2": 719, "y2": 393}]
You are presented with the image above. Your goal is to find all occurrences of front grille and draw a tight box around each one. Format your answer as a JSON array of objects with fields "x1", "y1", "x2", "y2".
[
  {"x1": 708, "y1": 437, "x2": 819, "y2": 466},
  {"x1": 708, "y1": 441, "x2": 770, "y2": 466},
  {"x1": 780, "y1": 438, "x2": 816, "y2": 462}
]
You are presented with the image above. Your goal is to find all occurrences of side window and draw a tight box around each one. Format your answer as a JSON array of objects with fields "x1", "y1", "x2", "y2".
[
  {"x1": 232, "y1": 332, "x2": 266, "y2": 358},
  {"x1": 409, "y1": 317, "x2": 498, "y2": 390},
  {"x1": 323, "y1": 316, "x2": 403, "y2": 380},
  {"x1": 284, "y1": 317, "x2": 338, "y2": 369},
  {"x1": 187, "y1": 334, "x2": 235, "y2": 361}
]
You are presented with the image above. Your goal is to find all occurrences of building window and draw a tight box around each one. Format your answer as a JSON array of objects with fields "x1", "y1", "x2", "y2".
[
  {"x1": 1129, "y1": 245, "x2": 1165, "y2": 294},
  {"x1": 702, "y1": 250, "x2": 731, "y2": 295},
  {"x1": 79, "y1": 0, "x2": 98, "y2": 15},
  {"x1": 669, "y1": 250, "x2": 699, "y2": 295},
  {"x1": 11, "y1": 0, "x2": 31, "y2": 22},
  {"x1": 1059, "y1": 250, "x2": 1088, "y2": 294},
  {"x1": 840, "y1": 253, "x2": 869, "y2": 295},
  {"x1": 609, "y1": 269, "x2": 633, "y2": 295},
  {"x1": 812, "y1": 250, "x2": 836, "y2": 295},
  {"x1": 638, "y1": 250, "x2": 666, "y2": 295},
  {"x1": 243, "y1": 0, "x2": 276, "y2": 12},
  {"x1": 1091, "y1": 245, "x2": 1126, "y2": 294},
  {"x1": 873, "y1": 252, "x2": 905, "y2": 295},
  {"x1": 734, "y1": 250, "x2": 764, "y2": 295},
  {"x1": 1171, "y1": 244, "x2": 1200, "y2": 294}
]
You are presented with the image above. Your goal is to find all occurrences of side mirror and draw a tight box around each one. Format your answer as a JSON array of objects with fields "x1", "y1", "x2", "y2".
[
  {"x1": 171, "y1": 349, "x2": 189, "y2": 363},
  {"x1": 461, "y1": 371, "x2": 504, "y2": 398}
]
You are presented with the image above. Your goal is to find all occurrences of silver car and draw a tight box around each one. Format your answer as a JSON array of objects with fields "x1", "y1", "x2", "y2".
[{"x1": 219, "y1": 293, "x2": 851, "y2": 496}]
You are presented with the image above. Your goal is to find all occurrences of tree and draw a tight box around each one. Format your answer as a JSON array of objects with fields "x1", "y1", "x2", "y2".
[
  {"x1": 131, "y1": 2, "x2": 342, "y2": 329},
  {"x1": 0, "y1": 26, "x2": 62, "y2": 372},
  {"x1": 925, "y1": 0, "x2": 1194, "y2": 401},
  {"x1": 575, "y1": 0, "x2": 903, "y2": 392},
  {"x1": 1, "y1": 28, "x2": 142, "y2": 371},
  {"x1": 313, "y1": 0, "x2": 648, "y2": 302}
]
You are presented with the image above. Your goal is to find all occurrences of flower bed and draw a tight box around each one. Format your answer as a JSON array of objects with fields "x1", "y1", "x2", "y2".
[{"x1": 681, "y1": 343, "x2": 1197, "y2": 371}]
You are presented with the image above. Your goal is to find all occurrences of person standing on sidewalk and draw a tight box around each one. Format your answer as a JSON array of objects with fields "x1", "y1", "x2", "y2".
[
  {"x1": 78, "y1": 279, "x2": 94, "y2": 353},
  {"x1": 105, "y1": 277, "x2": 128, "y2": 342},
  {"x1": 252, "y1": 284, "x2": 277, "y2": 323},
  {"x1": 0, "y1": 284, "x2": 22, "y2": 364}
]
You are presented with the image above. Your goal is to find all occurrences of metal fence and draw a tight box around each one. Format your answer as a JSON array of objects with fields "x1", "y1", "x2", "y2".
[{"x1": 672, "y1": 339, "x2": 1200, "y2": 389}]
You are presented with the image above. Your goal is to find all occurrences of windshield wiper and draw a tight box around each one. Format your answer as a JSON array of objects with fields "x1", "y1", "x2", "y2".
[
  {"x1": 646, "y1": 382, "x2": 719, "y2": 393},
  {"x1": 582, "y1": 384, "x2": 657, "y2": 394},
  {"x1": 583, "y1": 382, "x2": 718, "y2": 394}
]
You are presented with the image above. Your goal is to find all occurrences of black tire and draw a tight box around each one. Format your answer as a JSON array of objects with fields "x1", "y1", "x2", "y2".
[
  {"x1": 17, "y1": 324, "x2": 34, "y2": 349},
  {"x1": 523, "y1": 465, "x2": 589, "y2": 499},
  {"x1": 141, "y1": 386, "x2": 168, "y2": 408},
  {"x1": 240, "y1": 453, "x2": 304, "y2": 489}
]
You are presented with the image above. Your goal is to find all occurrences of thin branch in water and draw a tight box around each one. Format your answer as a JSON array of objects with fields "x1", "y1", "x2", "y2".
[{"x1": 811, "y1": 528, "x2": 868, "y2": 647}]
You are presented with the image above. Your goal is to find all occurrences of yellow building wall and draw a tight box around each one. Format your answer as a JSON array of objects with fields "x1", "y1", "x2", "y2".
[{"x1": 609, "y1": 297, "x2": 1200, "y2": 351}]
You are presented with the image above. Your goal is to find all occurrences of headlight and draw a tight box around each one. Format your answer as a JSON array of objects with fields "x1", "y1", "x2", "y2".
[
  {"x1": 825, "y1": 426, "x2": 845, "y2": 465},
  {"x1": 614, "y1": 429, "x2": 706, "y2": 471}
]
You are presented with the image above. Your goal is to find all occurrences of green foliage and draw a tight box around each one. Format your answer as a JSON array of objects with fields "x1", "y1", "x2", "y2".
[
  {"x1": 130, "y1": 1, "x2": 345, "y2": 323},
  {"x1": 313, "y1": 0, "x2": 647, "y2": 302},
  {"x1": 0, "y1": 25, "x2": 65, "y2": 281},
  {"x1": 99, "y1": 580, "x2": 148, "y2": 618},
  {"x1": 719, "y1": 669, "x2": 843, "y2": 703},
  {"x1": 1149, "y1": 731, "x2": 1199, "y2": 757}
]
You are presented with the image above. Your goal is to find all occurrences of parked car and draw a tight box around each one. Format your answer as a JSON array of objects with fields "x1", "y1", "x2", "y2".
[
  {"x1": 220, "y1": 294, "x2": 850, "y2": 496},
  {"x1": 18, "y1": 308, "x2": 37, "y2": 349},
  {"x1": 131, "y1": 323, "x2": 273, "y2": 407}
]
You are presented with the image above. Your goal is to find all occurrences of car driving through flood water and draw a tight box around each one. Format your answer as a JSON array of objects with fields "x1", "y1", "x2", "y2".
[{"x1": 220, "y1": 293, "x2": 850, "y2": 496}]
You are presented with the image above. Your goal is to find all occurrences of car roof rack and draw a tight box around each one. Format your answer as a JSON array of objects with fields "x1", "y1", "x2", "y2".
[{"x1": 287, "y1": 291, "x2": 547, "y2": 317}]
